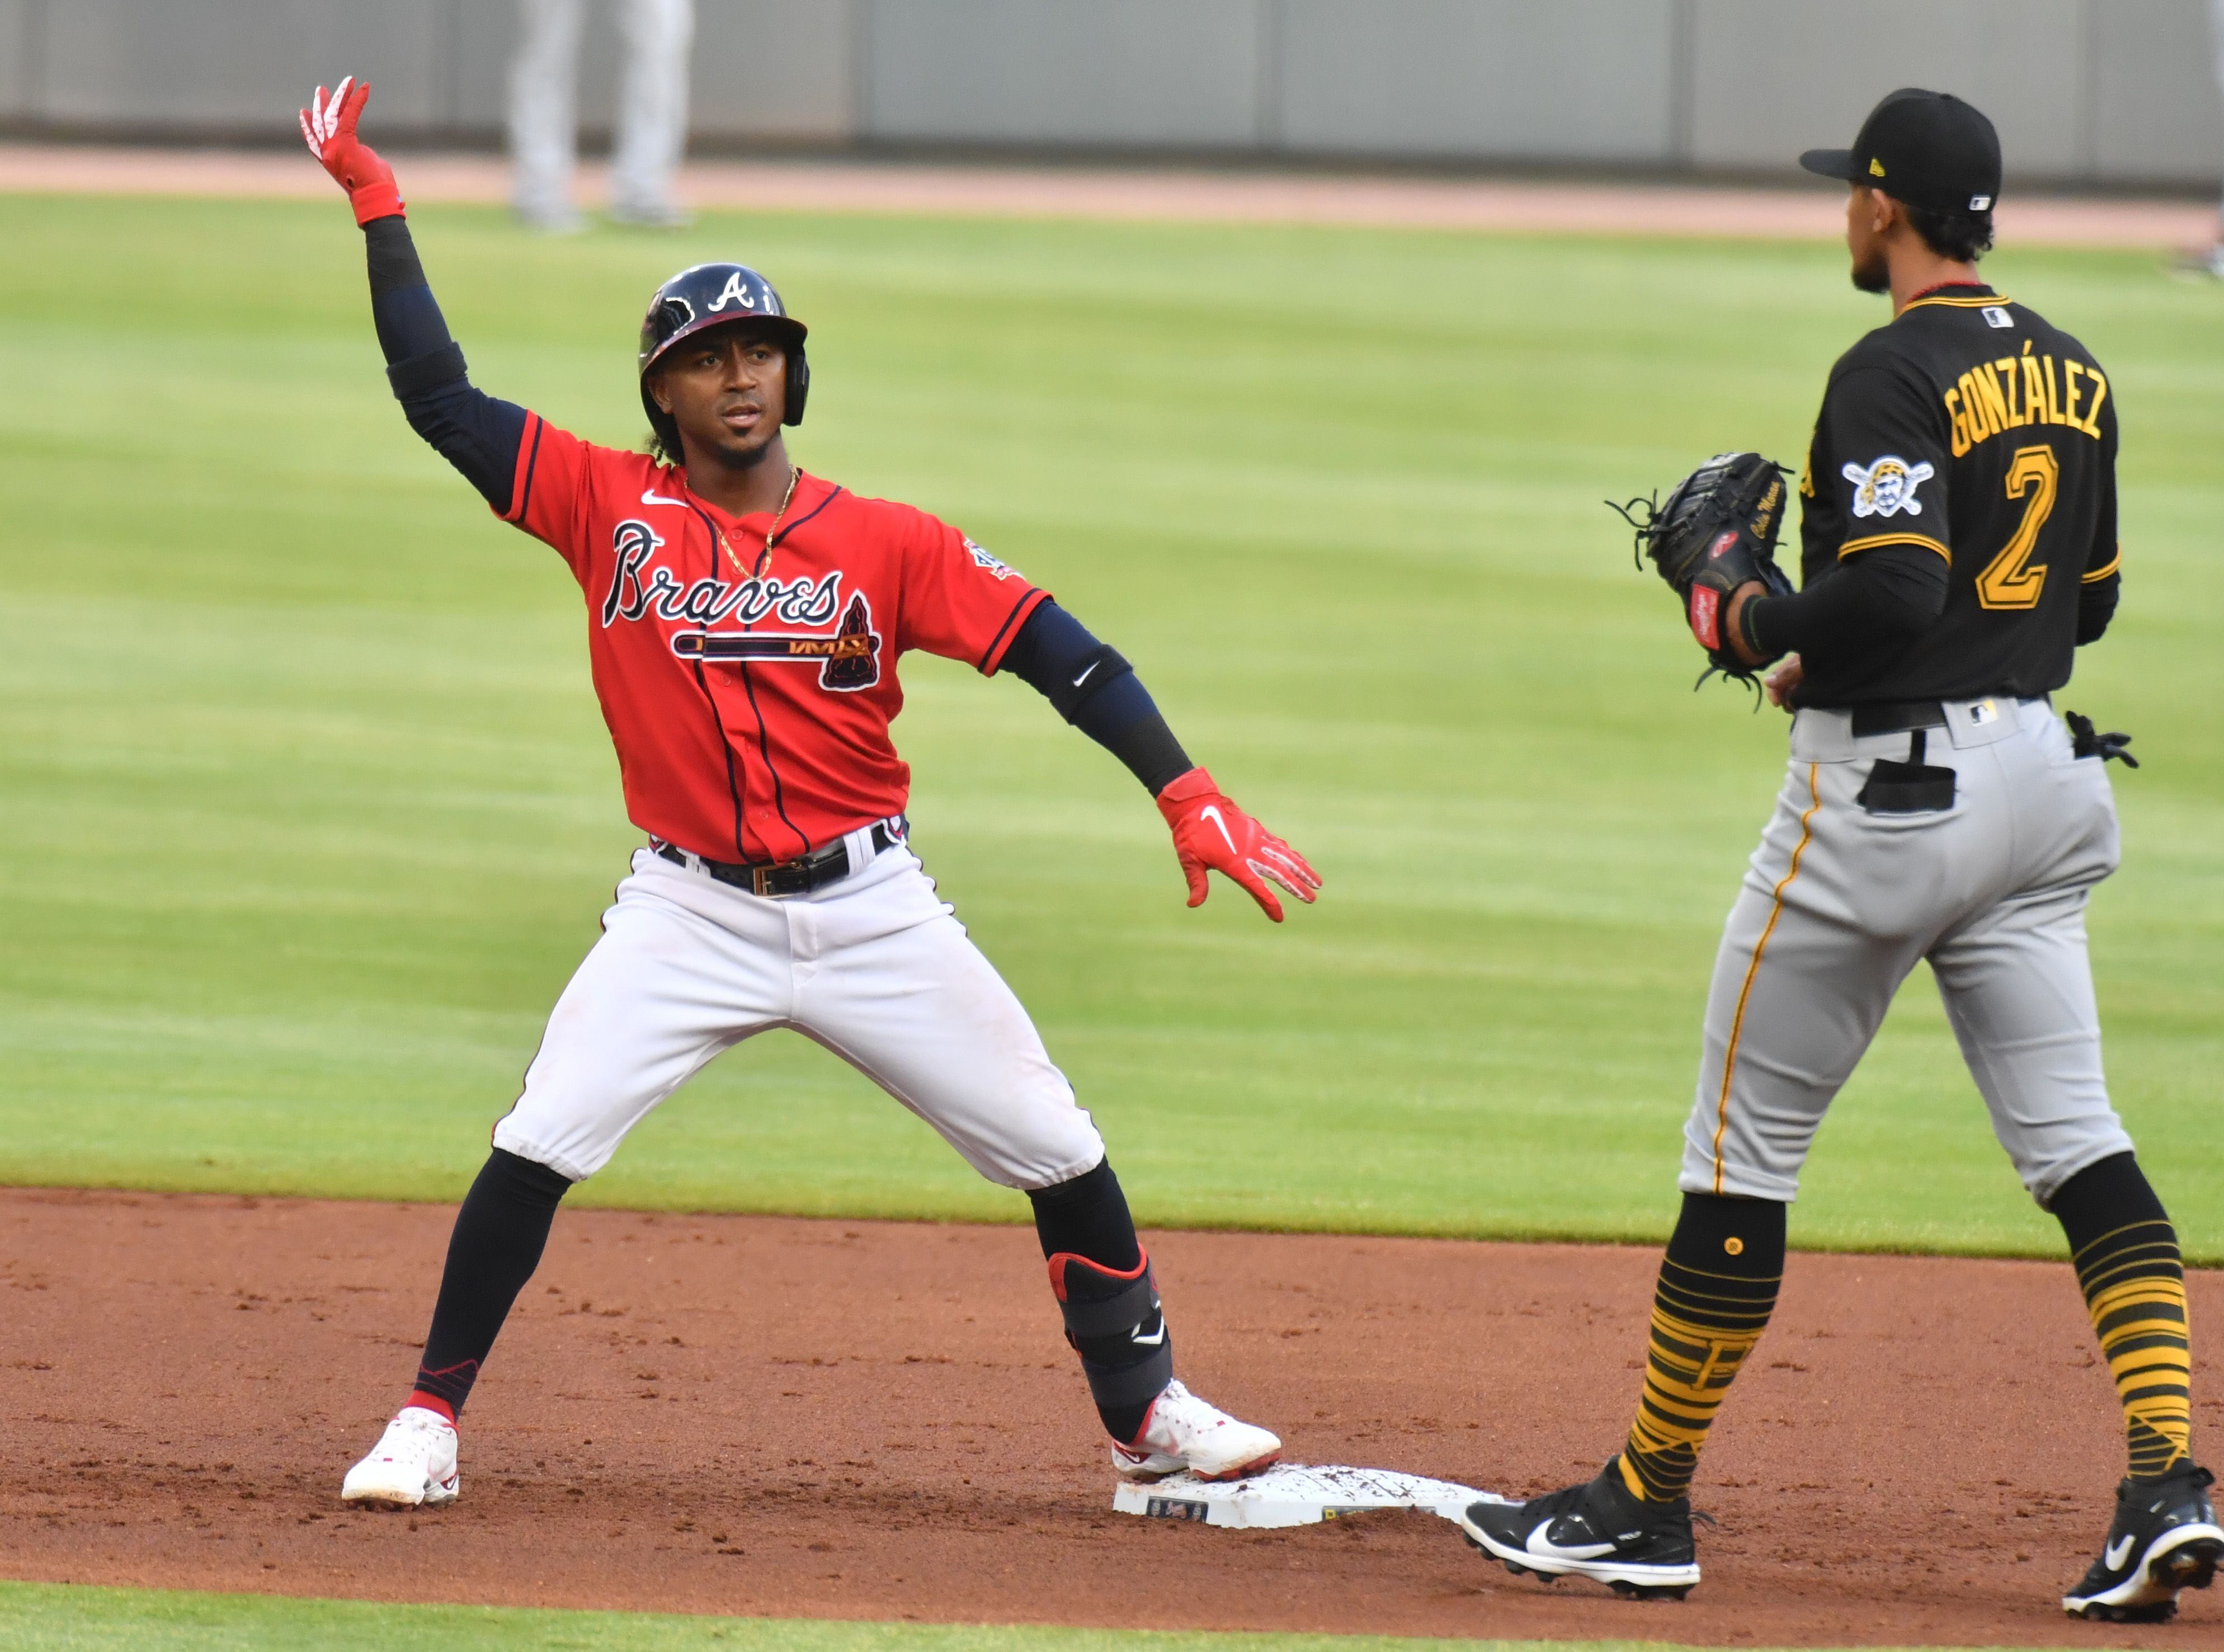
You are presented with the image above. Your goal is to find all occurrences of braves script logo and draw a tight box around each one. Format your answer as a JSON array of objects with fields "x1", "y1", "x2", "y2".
[
  {"x1": 600, "y1": 519, "x2": 882, "y2": 690},
  {"x1": 601, "y1": 520, "x2": 842, "y2": 628}
]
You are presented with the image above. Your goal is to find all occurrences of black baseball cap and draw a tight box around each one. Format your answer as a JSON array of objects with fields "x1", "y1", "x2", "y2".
[{"x1": 1799, "y1": 88, "x2": 2001, "y2": 215}]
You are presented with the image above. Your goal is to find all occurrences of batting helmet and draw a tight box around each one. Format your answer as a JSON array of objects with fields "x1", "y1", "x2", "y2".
[{"x1": 637, "y1": 263, "x2": 811, "y2": 440}]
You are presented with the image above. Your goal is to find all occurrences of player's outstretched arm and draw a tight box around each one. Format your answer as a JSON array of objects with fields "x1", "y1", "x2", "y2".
[
  {"x1": 300, "y1": 78, "x2": 529, "y2": 512},
  {"x1": 999, "y1": 603, "x2": 1320, "y2": 922}
]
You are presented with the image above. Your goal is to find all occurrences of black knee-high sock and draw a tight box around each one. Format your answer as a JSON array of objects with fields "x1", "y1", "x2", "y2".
[
  {"x1": 2052, "y1": 1152, "x2": 2193, "y2": 1481},
  {"x1": 1620, "y1": 1192, "x2": 1787, "y2": 1503},
  {"x1": 1029, "y1": 1159, "x2": 1167, "y2": 1443},
  {"x1": 406, "y1": 1149, "x2": 572, "y2": 1422}
]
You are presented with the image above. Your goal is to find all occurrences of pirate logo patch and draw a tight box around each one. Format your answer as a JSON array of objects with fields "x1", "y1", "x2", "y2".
[{"x1": 1842, "y1": 454, "x2": 1935, "y2": 518}]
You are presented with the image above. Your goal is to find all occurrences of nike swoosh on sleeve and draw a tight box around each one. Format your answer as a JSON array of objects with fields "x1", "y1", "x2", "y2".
[{"x1": 1071, "y1": 661, "x2": 1099, "y2": 688}]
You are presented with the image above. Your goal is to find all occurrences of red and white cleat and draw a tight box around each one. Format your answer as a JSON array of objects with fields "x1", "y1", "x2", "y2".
[
  {"x1": 341, "y1": 1405, "x2": 460, "y2": 1508},
  {"x1": 1111, "y1": 1380, "x2": 1280, "y2": 1482}
]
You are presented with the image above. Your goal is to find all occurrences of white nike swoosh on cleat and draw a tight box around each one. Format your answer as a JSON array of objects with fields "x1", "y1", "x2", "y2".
[
  {"x1": 1072, "y1": 661, "x2": 1099, "y2": 688},
  {"x1": 2105, "y1": 1532, "x2": 2137, "y2": 1570},
  {"x1": 1199, "y1": 804, "x2": 1240, "y2": 856},
  {"x1": 1524, "y1": 1519, "x2": 1615, "y2": 1561},
  {"x1": 640, "y1": 488, "x2": 687, "y2": 507}
]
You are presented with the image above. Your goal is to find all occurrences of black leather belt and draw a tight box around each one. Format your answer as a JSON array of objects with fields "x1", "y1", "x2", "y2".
[
  {"x1": 1849, "y1": 699, "x2": 1951, "y2": 737},
  {"x1": 1848, "y1": 695, "x2": 2047, "y2": 737},
  {"x1": 653, "y1": 820, "x2": 902, "y2": 897}
]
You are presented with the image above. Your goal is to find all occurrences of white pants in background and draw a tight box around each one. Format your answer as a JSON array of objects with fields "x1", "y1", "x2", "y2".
[
  {"x1": 510, "y1": 0, "x2": 694, "y2": 224},
  {"x1": 2213, "y1": 0, "x2": 2224, "y2": 230},
  {"x1": 493, "y1": 838, "x2": 1108, "y2": 1190}
]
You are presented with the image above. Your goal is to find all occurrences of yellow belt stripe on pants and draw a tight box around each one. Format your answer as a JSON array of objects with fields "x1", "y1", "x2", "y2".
[{"x1": 1713, "y1": 762, "x2": 1823, "y2": 1194}]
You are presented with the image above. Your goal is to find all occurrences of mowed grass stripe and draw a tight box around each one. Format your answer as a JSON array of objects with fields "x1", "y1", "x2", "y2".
[
  {"x1": 0, "y1": 195, "x2": 2216, "y2": 1258},
  {"x1": 0, "y1": 1579, "x2": 2048, "y2": 1652}
]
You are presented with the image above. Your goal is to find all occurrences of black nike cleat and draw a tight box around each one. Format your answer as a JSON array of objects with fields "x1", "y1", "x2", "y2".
[
  {"x1": 1459, "y1": 1456, "x2": 1703, "y2": 1599},
  {"x1": 2062, "y1": 1463, "x2": 2224, "y2": 1623}
]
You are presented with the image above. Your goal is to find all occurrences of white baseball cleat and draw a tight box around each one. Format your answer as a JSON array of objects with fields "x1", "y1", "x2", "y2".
[
  {"x1": 1111, "y1": 1380, "x2": 1281, "y2": 1481},
  {"x1": 341, "y1": 1405, "x2": 460, "y2": 1509}
]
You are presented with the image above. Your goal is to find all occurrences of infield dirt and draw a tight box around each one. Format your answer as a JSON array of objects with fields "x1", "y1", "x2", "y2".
[{"x1": 1, "y1": 1187, "x2": 2216, "y2": 1646}]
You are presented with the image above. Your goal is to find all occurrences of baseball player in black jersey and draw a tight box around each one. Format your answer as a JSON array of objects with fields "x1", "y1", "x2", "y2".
[{"x1": 1462, "y1": 90, "x2": 2220, "y2": 1622}]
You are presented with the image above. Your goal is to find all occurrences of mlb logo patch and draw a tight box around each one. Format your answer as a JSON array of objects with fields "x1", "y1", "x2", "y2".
[{"x1": 1982, "y1": 306, "x2": 2013, "y2": 329}]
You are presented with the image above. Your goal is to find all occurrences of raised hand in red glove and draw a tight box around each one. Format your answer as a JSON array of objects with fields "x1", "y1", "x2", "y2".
[
  {"x1": 1155, "y1": 768, "x2": 1321, "y2": 924},
  {"x1": 299, "y1": 76, "x2": 404, "y2": 226}
]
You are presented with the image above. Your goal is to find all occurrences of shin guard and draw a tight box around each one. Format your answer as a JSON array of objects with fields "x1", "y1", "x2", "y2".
[{"x1": 1049, "y1": 1250, "x2": 1173, "y2": 1443}]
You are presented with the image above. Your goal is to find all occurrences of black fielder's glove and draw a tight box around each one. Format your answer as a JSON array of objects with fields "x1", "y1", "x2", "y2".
[{"x1": 1611, "y1": 451, "x2": 1795, "y2": 690}]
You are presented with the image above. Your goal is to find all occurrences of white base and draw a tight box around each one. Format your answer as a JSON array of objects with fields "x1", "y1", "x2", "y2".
[{"x1": 1113, "y1": 1462, "x2": 1504, "y2": 1531}]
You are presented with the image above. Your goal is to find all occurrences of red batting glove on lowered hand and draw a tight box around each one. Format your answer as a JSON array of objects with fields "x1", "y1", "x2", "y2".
[
  {"x1": 1155, "y1": 768, "x2": 1321, "y2": 924},
  {"x1": 299, "y1": 76, "x2": 404, "y2": 225}
]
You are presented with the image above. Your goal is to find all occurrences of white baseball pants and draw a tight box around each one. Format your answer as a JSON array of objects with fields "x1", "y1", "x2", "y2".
[
  {"x1": 510, "y1": 0, "x2": 694, "y2": 222},
  {"x1": 1681, "y1": 695, "x2": 2134, "y2": 1207},
  {"x1": 493, "y1": 837, "x2": 1107, "y2": 1188}
]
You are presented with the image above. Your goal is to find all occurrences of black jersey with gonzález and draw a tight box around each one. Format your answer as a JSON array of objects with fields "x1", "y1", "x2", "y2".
[{"x1": 1790, "y1": 283, "x2": 2121, "y2": 707}]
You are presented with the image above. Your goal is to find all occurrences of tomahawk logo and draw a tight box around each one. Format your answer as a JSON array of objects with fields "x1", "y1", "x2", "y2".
[{"x1": 671, "y1": 593, "x2": 884, "y2": 693}]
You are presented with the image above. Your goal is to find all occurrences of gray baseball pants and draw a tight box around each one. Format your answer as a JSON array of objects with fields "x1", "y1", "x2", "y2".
[{"x1": 1681, "y1": 693, "x2": 2134, "y2": 1206}]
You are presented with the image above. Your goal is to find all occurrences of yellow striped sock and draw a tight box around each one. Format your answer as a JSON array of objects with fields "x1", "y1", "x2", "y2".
[
  {"x1": 2075, "y1": 1218, "x2": 2192, "y2": 1480},
  {"x1": 1619, "y1": 1251, "x2": 1779, "y2": 1503}
]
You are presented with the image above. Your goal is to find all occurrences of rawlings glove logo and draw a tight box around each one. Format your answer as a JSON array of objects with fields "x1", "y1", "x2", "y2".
[{"x1": 1843, "y1": 455, "x2": 1934, "y2": 518}]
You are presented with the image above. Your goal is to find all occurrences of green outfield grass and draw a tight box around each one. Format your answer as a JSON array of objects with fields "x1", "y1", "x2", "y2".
[
  {"x1": 0, "y1": 1581, "x2": 2048, "y2": 1652},
  {"x1": 0, "y1": 194, "x2": 2217, "y2": 1259}
]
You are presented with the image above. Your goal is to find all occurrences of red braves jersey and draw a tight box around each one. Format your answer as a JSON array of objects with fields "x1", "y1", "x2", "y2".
[{"x1": 500, "y1": 415, "x2": 1048, "y2": 862}]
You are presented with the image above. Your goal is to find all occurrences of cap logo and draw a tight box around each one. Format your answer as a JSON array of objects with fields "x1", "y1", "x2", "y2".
[
  {"x1": 1969, "y1": 194, "x2": 1992, "y2": 211},
  {"x1": 709, "y1": 270, "x2": 758, "y2": 313},
  {"x1": 1868, "y1": 157, "x2": 1886, "y2": 177}
]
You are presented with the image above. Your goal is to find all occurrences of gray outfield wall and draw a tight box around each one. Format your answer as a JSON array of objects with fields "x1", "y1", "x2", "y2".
[{"x1": 2, "y1": 0, "x2": 2218, "y2": 189}]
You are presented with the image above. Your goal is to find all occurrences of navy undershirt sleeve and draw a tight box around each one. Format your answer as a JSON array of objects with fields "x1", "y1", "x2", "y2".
[
  {"x1": 1744, "y1": 543, "x2": 1949, "y2": 660},
  {"x1": 999, "y1": 603, "x2": 1193, "y2": 794},
  {"x1": 362, "y1": 215, "x2": 529, "y2": 512}
]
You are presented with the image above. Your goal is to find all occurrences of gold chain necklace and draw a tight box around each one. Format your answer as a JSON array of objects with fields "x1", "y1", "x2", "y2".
[{"x1": 716, "y1": 465, "x2": 801, "y2": 582}]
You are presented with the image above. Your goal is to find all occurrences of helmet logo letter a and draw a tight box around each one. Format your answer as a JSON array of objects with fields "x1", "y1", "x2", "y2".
[{"x1": 709, "y1": 271, "x2": 756, "y2": 313}]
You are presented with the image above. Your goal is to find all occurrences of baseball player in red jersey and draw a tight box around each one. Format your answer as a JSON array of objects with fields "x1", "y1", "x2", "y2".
[{"x1": 300, "y1": 80, "x2": 1320, "y2": 1510}]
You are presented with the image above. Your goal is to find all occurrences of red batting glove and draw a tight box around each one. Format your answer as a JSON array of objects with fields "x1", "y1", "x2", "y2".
[
  {"x1": 299, "y1": 76, "x2": 404, "y2": 226},
  {"x1": 1155, "y1": 768, "x2": 1321, "y2": 924}
]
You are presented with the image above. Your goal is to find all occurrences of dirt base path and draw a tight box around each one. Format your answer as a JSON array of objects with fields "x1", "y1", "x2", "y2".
[
  {"x1": 3, "y1": 143, "x2": 2215, "y2": 250},
  {"x1": 1, "y1": 1188, "x2": 2216, "y2": 1645}
]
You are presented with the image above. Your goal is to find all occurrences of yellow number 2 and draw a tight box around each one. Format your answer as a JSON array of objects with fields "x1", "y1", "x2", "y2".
[{"x1": 1976, "y1": 444, "x2": 2059, "y2": 609}]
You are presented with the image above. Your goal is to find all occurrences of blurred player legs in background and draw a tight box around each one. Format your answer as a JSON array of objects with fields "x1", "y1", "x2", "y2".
[
  {"x1": 2208, "y1": 0, "x2": 2224, "y2": 274},
  {"x1": 510, "y1": 0, "x2": 694, "y2": 232}
]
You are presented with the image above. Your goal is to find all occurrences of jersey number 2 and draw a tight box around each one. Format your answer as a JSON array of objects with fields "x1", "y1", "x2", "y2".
[{"x1": 1976, "y1": 444, "x2": 2058, "y2": 610}]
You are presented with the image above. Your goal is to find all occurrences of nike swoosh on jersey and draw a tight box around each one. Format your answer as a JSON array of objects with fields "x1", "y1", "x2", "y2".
[
  {"x1": 1199, "y1": 804, "x2": 1240, "y2": 856},
  {"x1": 2105, "y1": 1532, "x2": 2138, "y2": 1570},
  {"x1": 1523, "y1": 1519, "x2": 1615, "y2": 1561},
  {"x1": 640, "y1": 488, "x2": 687, "y2": 507}
]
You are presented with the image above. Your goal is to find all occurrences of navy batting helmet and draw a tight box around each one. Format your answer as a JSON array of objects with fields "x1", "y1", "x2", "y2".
[{"x1": 637, "y1": 263, "x2": 810, "y2": 439}]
